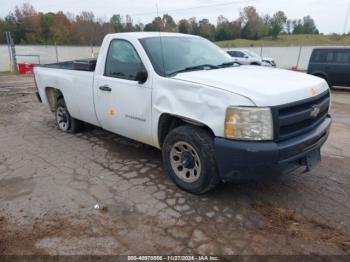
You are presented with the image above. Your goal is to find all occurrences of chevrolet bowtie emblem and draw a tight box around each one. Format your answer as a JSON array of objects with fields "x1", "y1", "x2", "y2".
[{"x1": 310, "y1": 105, "x2": 321, "y2": 118}]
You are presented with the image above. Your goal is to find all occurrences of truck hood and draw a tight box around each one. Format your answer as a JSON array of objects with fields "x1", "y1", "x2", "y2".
[
  {"x1": 262, "y1": 57, "x2": 274, "y2": 62},
  {"x1": 172, "y1": 66, "x2": 329, "y2": 106}
]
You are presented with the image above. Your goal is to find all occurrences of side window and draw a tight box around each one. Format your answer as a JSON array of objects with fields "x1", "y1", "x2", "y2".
[
  {"x1": 334, "y1": 51, "x2": 350, "y2": 64},
  {"x1": 311, "y1": 50, "x2": 326, "y2": 63},
  {"x1": 345, "y1": 51, "x2": 350, "y2": 63},
  {"x1": 326, "y1": 52, "x2": 335, "y2": 63},
  {"x1": 236, "y1": 52, "x2": 245, "y2": 58},
  {"x1": 105, "y1": 39, "x2": 143, "y2": 80},
  {"x1": 229, "y1": 51, "x2": 243, "y2": 58},
  {"x1": 228, "y1": 51, "x2": 237, "y2": 57}
]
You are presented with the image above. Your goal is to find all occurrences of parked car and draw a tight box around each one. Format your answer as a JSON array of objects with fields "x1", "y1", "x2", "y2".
[
  {"x1": 227, "y1": 49, "x2": 276, "y2": 67},
  {"x1": 308, "y1": 48, "x2": 350, "y2": 87},
  {"x1": 34, "y1": 32, "x2": 331, "y2": 194}
]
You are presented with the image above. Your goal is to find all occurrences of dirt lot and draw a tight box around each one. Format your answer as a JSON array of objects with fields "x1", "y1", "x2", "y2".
[{"x1": 0, "y1": 75, "x2": 350, "y2": 256}]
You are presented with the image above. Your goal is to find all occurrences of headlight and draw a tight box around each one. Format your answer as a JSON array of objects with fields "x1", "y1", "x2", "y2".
[{"x1": 225, "y1": 107, "x2": 273, "y2": 140}]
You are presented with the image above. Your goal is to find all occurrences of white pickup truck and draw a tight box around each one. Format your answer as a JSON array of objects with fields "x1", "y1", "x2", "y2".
[{"x1": 34, "y1": 32, "x2": 331, "y2": 194}]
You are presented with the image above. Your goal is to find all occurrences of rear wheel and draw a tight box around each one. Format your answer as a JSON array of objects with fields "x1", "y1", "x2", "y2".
[
  {"x1": 162, "y1": 125, "x2": 220, "y2": 194},
  {"x1": 55, "y1": 98, "x2": 81, "y2": 133}
]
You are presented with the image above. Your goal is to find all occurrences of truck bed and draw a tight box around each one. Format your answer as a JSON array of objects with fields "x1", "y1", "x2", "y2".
[{"x1": 40, "y1": 59, "x2": 97, "y2": 72}]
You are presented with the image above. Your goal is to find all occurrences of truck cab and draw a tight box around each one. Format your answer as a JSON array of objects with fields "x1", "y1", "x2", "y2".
[{"x1": 34, "y1": 32, "x2": 331, "y2": 194}]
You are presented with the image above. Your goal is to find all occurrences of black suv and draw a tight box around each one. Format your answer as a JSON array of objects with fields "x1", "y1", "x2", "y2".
[{"x1": 308, "y1": 48, "x2": 350, "y2": 87}]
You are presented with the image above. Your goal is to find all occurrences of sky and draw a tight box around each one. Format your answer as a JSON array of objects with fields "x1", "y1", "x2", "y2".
[{"x1": 1, "y1": 0, "x2": 350, "y2": 34}]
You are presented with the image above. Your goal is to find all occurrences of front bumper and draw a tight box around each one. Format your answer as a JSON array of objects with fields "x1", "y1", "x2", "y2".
[{"x1": 214, "y1": 116, "x2": 331, "y2": 182}]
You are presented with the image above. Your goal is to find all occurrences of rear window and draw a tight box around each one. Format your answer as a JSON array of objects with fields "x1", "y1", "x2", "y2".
[{"x1": 312, "y1": 49, "x2": 350, "y2": 64}]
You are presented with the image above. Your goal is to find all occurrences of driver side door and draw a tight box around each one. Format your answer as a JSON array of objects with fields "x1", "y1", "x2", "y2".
[{"x1": 94, "y1": 39, "x2": 153, "y2": 144}]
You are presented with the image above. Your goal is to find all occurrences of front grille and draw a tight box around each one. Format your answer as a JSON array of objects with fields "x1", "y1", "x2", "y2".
[{"x1": 272, "y1": 91, "x2": 330, "y2": 141}]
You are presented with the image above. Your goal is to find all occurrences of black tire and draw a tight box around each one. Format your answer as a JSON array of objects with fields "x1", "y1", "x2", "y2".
[
  {"x1": 162, "y1": 125, "x2": 220, "y2": 194},
  {"x1": 55, "y1": 98, "x2": 81, "y2": 133}
]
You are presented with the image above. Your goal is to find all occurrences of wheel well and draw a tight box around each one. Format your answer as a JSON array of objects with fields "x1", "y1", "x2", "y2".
[
  {"x1": 158, "y1": 114, "x2": 214, "y2": 148},
  {"x1": 45, "y1": 87, "x2": 63, "y2": 112},
  {"x1": 313, "y1": 73, "x2": 327, "y2": 80}
]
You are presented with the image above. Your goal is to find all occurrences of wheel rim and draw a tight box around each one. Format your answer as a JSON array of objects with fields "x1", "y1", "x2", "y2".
[
  {"x1": 170, "y1": 141, "x2": 201, "y2": 183},
  {"x1": 56, "y1": 106, "x2": 70, "y2": 131}
]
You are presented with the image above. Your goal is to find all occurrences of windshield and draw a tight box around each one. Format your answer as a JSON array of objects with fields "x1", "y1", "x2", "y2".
[
  {"x1": 245, "y1": 50, "x2": 260, "y2": 58},
  {"x1": 139, "y1": 36, "x2": 232, "y2": 76}
]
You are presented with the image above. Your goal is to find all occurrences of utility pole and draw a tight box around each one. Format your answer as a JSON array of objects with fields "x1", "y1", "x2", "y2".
[
  {"x1": 5, "y1": 31, "x2": 18, "y2": 74},
  {"x1": 5, "y1": 32, "x2": 12, "y2": 68},
  {"x1": 344, "y1": 0, "x2": 350, "y2": 46},
  {"x1": 344, "y1": 0, "x2": 350, "y2": 34}
]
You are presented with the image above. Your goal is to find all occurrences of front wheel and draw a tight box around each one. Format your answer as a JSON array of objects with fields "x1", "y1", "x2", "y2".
[{"x1": 162, "y1": 126, "x2": 220, "y2": 194}]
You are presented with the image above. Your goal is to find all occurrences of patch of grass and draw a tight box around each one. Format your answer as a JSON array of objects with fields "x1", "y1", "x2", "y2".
[
  {"x1": 0, "y1": 71, "x2": 13, "y2": 76},
  {"x1": 216, "y1": 34, "x2": 350, "y2": 48}
]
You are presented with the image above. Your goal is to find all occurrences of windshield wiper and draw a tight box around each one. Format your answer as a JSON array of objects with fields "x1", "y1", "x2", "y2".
[{"x1": 168, "y1": 64, "x2": 219, "y2": 76}]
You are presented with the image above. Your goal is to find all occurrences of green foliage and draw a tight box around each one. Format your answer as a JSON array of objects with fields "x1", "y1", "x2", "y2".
[
  {"x1": 144, "y1": 16, "x2": 162, "y2": 31},
  {"x1": 0, "y1": 3, "x2": 321, "y2": 45},
  {"x1": 178, "y1": 19, "x2": 190, "y2": 34},
  {"x1": 240, "y1": 6, "x2": 267, "y2": 40},
  {"x1": 293, "y1": 16, "x2": 319, "y2": 34},
  {"x1": 198, "y1": 19, "x2": 215, "y2": 41},
  {"x1": 269, "y1": 11, "x2": 287, "y2": 39}
]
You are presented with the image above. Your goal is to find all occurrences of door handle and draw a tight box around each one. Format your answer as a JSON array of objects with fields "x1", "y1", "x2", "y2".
[{"x1": 99, "y1": 85, "x2": 112, "y2": 92}]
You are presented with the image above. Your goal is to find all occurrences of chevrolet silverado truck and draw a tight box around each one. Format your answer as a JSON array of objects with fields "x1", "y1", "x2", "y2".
[{"x1": 34, "y1": 32, "x2": 331, "y2": 194}]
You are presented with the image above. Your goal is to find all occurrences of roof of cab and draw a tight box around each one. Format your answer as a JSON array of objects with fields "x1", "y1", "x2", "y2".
[
  {"x1": 105, "y1": 32, "x2": 197, "y2": 39},
  {"x1": 313, "y1": 47, "x2": 350, "y2": 51}
]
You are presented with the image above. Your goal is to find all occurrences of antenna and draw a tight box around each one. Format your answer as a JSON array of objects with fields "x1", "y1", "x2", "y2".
[{"x1": 157, "y1": 1, "x2": 166, "y2": 75}]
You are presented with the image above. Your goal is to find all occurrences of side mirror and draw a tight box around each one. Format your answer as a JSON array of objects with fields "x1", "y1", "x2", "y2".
[
  {"x1": 135, "y1": 70, "x2": 148, "y2": 84},
  {"x1": 243, "y1": 55, "x2": 249, "y2": 59}
]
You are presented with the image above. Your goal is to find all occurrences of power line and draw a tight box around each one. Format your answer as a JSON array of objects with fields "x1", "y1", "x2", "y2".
[{"x1": 129, "y1": 0, "x2": 257, "y2": 17}]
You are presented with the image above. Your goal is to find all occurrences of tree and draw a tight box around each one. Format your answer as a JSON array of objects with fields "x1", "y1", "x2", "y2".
[
  {"x1": 292, "y1": 16, "x2": 319, "y2": 34},
  {"x1": 269, "y1": 11, "x2": 287, "y2": 39},
  {"x1": 188, "y1": 17, "x2": 199, "y2": 35},
  {"x1": 0, "y1": 12, "x2": 20, "y2": 44},
  {"x1": 215, "y1": 16, "x2": 233, "y2": 41},
  {"x1": 124, "y1": 15, "x2": 133, "y2": 32},
  {"x1": 178, "y1": 19, "x2": 190, "y2": 34},
  {"x1": 133, "y1": 22, "x2": 144, "y2": 32},
  {"x1": 231, "y1": 19, "x2": 242, "y2": 40},
  {"x1": 240, "y1": 6, "x2": 265, "y2": 40},
  {"x1": 110, "y1": 14, "x2": 124, "y2": 32},
  {"x1": 51, "y1": 12, "x2": 76, "y2": 44},
  {"x1": 198, "y1": 19, "x2": 215, "y2": 40},
  {"x1": 0, "y1": 4, "x2": 322, "y2": 45},
  {"x1": 14, "y1": 3, "x2": 41, "y2": 44},
  {"x1": 285, "y1": 19, "x2": 292, "y2": 34},
  {"x1": 74, "y1": 11, "x2": 100, "y2": 45},
  {"x1": 144, "y1": 16, "x2": 162, "y2": 31},
  {"x1": 302, "y1": 15, "x2": 319, "y2": 34},
  {"x1": 162, "y1": 14, "x2": 176, "y2": 32}
]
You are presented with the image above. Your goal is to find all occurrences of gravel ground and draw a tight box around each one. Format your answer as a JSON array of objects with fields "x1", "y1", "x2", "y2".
[{"x1": 0, "y1": 75, "x2": 350, "y2": 256}]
